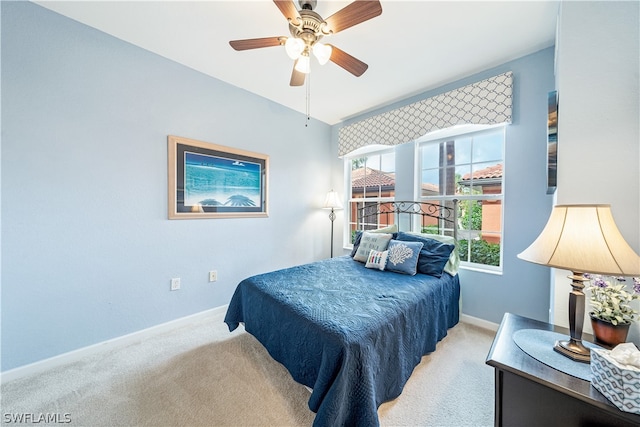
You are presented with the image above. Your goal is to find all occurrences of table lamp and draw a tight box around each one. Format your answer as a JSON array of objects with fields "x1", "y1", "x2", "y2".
[
  {"x1": 518, "y1": 204, "x2": 640, "y2": 362},
  {"x1": 323, "y1": 190, "x2": 343, "y2": 258}
]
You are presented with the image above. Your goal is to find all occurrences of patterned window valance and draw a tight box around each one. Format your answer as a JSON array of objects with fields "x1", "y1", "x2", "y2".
[{"x1": 338, "y1": 72, "x2": 513, "y2": 157}]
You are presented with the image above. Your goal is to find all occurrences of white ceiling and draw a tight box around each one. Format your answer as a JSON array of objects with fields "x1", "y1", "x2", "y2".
[{"x1": 35, "y1": 0, "x2": 559, "y2": 125}]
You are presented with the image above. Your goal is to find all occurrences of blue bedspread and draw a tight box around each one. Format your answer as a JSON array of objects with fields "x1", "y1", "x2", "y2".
[{"x1": 224, "y1": 256, "x2": 460, "y2": 427}]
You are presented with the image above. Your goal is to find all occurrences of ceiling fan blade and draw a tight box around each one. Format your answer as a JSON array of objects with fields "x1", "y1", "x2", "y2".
[
  {"x1": 229, "y1": 37, "x2": 284, "y2": 51},
  {"x1": 290, "y1": 62, "x2": 306, "y2": 86},
  {"x1": 273, "y1": 0, "x2": 301, "y2": 25},
  {"x1": 327, "y1": 44, "x2": 368, "y2": 77},
  {"x1": 323, "y1": 0, "x2": 382, "y2": 34}
]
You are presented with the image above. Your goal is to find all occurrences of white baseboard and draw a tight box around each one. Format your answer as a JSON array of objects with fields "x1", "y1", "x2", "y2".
[
  {"x1": 460, "y1": 313, "x2": 499, "y2": 332},
  {"x1": 1, "y1": 305, "x2": 228, "y2": 384},
  {"x1": 2, "y1": 306, "x2": 495, "y2": 383}
]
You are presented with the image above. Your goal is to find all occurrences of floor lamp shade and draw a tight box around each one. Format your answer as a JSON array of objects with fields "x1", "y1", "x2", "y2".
[{"x1": 323, "y1": 191, "x2": 343, "y2": 210}]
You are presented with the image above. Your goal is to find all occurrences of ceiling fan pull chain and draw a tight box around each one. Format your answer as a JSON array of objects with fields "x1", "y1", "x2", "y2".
[{"x1": 305, "y1": 68, "x2": 311, "y2": 127}]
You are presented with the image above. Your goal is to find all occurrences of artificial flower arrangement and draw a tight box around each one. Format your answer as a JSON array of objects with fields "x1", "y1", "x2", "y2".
[{"x1": 586, "y1": 274, "x2": 640, "y2": 326}]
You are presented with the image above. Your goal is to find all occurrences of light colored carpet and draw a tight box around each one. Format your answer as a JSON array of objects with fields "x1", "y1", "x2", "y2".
[{"x1": 1, "y1": 310, "x2": 495, "y2": 426}]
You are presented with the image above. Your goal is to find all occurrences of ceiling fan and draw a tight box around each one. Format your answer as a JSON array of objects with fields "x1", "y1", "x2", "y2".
[{"x1": 229, "y1": 0, "x2": 382, "y2": 86}]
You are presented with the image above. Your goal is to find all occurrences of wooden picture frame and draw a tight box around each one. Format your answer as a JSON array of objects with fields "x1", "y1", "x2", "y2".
[
  {"x1": 168, "y1": 135, "x2": 268, "y2": 219},
  {"x1": 547, "y1": 91, "x2": 558, "y2": 194}
]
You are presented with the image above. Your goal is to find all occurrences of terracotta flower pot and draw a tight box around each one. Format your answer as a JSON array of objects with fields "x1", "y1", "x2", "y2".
[{"x1": 590, "y1": 313, "x2": 630, "y2": 348}]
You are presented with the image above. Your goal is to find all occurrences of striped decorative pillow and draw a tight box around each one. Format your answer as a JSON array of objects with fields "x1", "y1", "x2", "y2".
[{"x1": 365, "y1": 249, "x2": 388, "y2": 271}]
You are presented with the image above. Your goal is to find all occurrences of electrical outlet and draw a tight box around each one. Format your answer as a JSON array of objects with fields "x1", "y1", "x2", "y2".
[
  {"x1": 209, "y1": 270, "x2": 218, "y2": 282},
  {"x1": 170, "y1": 278, "x2": 181, "y2": 291}
]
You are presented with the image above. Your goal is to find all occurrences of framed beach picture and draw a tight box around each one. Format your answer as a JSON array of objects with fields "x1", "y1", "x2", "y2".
[
  {"x1": 546, "y1": 90, "x2": 558, "y2": 194},
  {"x1": 168, "y1": 135, "x2": 268, "y2": 219}
]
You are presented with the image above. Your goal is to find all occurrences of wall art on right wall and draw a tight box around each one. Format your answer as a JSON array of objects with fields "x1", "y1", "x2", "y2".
[{"x1": 547, "y1": 90, "x2": 558, "y2": 194}]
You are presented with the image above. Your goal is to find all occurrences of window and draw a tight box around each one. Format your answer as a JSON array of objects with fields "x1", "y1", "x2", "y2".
[
  {"x1": 418, "y1": 128, "x2": 505, "y2": 271},
  {"x1": 344, "y1": 149, "x2": 395, "y2": 245}
]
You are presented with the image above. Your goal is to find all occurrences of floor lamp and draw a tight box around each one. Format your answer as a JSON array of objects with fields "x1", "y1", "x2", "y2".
[{"x1": 323, "y1": 190, "x2": 343, "y2": 258}]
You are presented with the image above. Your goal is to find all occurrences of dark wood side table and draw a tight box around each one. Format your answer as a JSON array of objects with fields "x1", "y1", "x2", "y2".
[{"x1": 486, "y1": 312, "x2": 640, "y2": 427}]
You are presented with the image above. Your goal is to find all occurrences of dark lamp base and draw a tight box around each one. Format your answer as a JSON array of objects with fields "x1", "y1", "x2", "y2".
[{"x1": 554, "y1": 339, "x2": 591, "y2": 363}]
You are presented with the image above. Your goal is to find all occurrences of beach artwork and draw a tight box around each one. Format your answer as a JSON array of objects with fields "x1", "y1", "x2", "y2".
[
  {"x1": 184, "y1": 152, "x2": 262, "y2": 208},
  {"x1": 168, "y1": 135, "x2": 268, "y2": 219}
]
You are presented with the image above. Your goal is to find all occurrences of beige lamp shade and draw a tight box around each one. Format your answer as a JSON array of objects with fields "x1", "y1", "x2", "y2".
[
  {"x1": 323, "y1": 191, "x2": 343, "y2": 210},
  {"x1": 517, "y1": 205, "x2": 640, "y2": 276}
]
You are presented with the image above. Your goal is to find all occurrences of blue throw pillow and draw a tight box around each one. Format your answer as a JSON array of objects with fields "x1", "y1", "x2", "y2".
[
  {"x1": 350, "y1": 231, "x2": 363, "y2": 257},
  {"x1": 396, "y1": 231, "x2": 455, "y2": 277},
  {"x1": 385, "y1": 240, "x2": 424, "y2": 275}
]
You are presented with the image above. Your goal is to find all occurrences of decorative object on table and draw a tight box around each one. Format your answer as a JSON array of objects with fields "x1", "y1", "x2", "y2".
[
  {"x1": 591, "y1": 343, "x2": 640, "y2": 414},
  {"x1": 512, "y1": 328, "x2": 597, "y2": 380},
  {"x1": 322, "y1": 190, "x2": 343, "y2": 258},
  {"x1": 168, "y1": 136, "x2": 269, "y2": 219},
  {"x1": 518, "y1": 204, "x2": 640, "y2": 363},
  {"x1": 586, "y1": 275, "x2": 640, "y2": 347}
]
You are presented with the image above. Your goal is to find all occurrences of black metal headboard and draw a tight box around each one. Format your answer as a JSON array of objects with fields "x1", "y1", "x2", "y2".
[{"x1": 356, "y1": 200, "x2": 458, "y2": 239}]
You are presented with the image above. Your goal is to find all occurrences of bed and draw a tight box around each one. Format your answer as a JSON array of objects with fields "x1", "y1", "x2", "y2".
[{"x1": 224, "y1": 201, "x2": 460, "y2": 427}]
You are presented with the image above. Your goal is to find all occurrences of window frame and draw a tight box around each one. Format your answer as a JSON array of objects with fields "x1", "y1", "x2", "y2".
[
  {"x1": 343, "y1": 147, "x2": 396, "y2": 249},
  {"x1": 416, "y1": 127, "x2": 506, "y2": 273}
]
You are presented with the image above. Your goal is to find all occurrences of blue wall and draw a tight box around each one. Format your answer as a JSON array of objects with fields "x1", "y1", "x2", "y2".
[
  {"x1": 1, "y1": 2, "x2": 332, "y2": 371},
  {"x1": 2, "y1": 1, "x2": 557, "y2": 372},
  {"x1": 332, "y1": 48, "x2": 556, "y2": 324}
]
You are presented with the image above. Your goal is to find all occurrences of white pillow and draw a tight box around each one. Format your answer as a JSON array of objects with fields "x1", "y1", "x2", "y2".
[
  {"x1": 351, "y1": 224, "x2": 398, "y2": 257},
  {"x1": 365, "y1": 249, "x2": 388, "y2": 271},
  {"x1": 353, "y1": 232, "x2": 393, "y2": 262},
  {"x1": 372, "y1": 224, "x2": 398, "y2": 234}
]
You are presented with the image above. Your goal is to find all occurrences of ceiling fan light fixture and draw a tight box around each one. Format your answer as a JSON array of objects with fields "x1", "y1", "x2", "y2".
[
  {"x1": 229, "y1": 0, "x2": 383, "y2": 88},
  {"x1": 285, "y1": 37, "x2": 305, "y2": 59},
  {"x1": 312, "y1": 42, "x2": 332, "y2": 65},
  {"x1": 295, "y1": 54, "x2": 311, "y2": 74}
]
